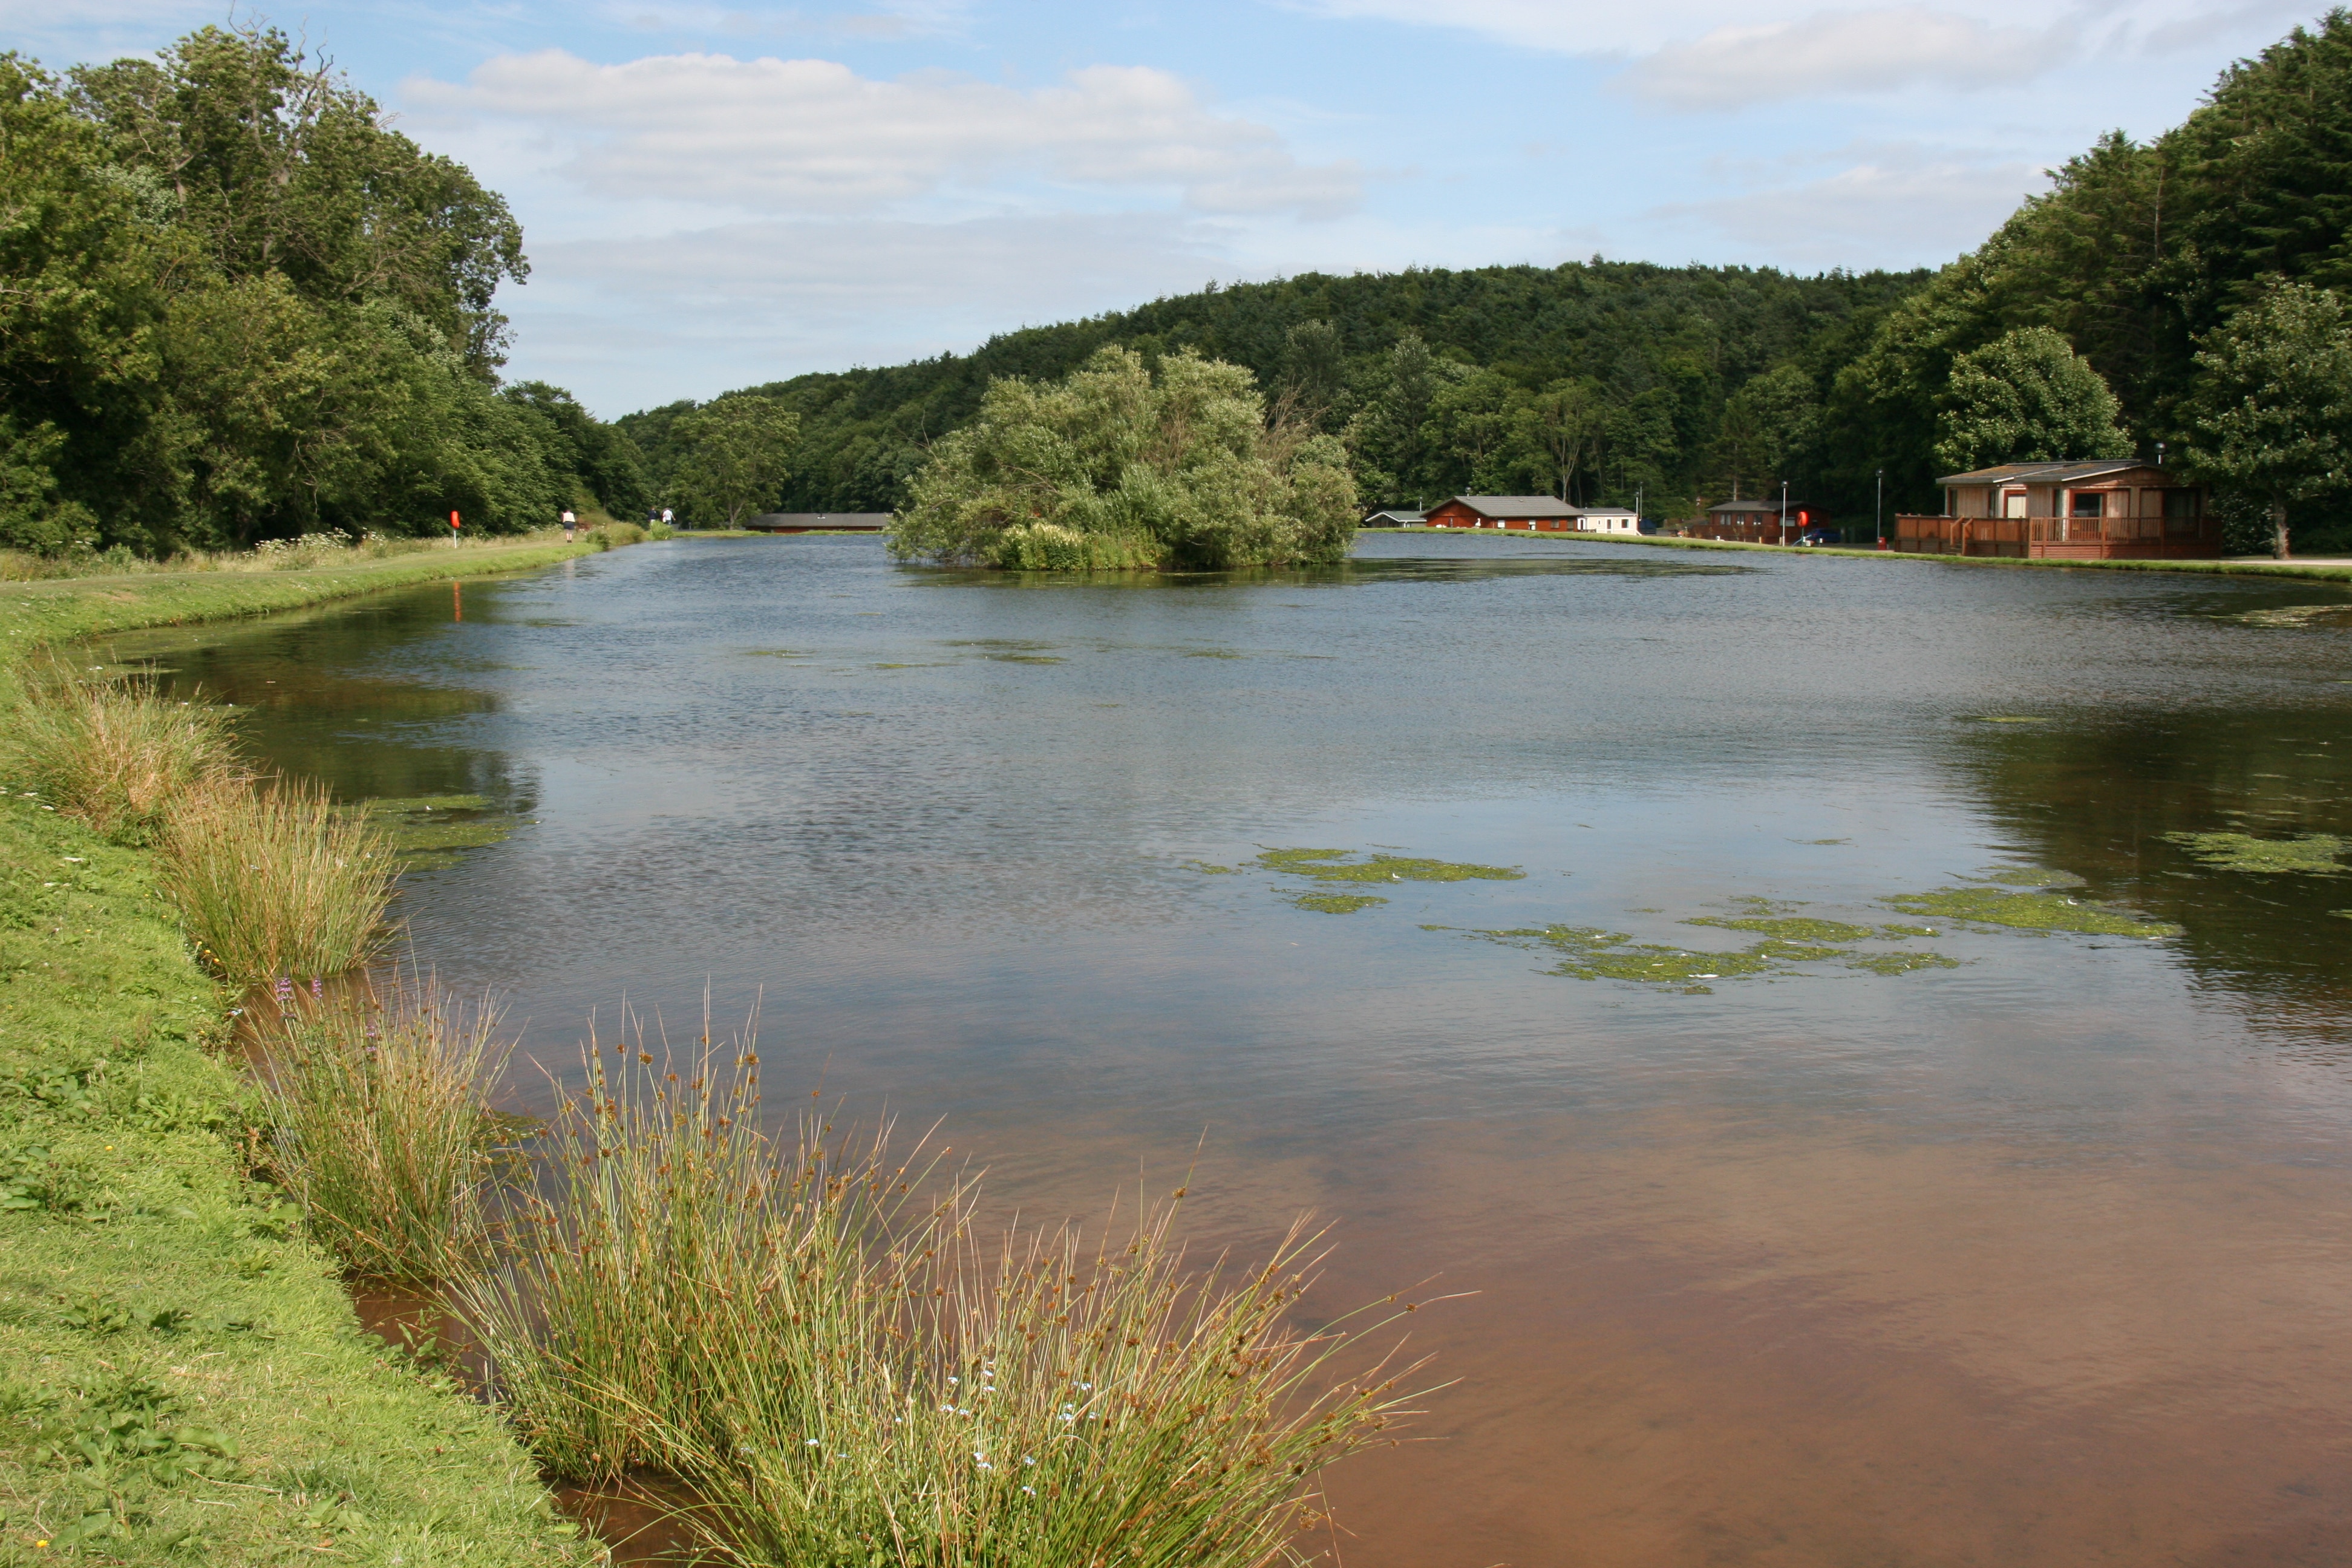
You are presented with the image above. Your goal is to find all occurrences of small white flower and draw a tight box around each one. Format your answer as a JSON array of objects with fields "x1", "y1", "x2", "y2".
[
  {"x1": 1022, "y1": 1455, "x2": 1036, "y2": 1466},
  {"x1": 940, "y1": 1402, "x2": 955, "y2": 1411},
  {"x1": 806, "y1": 1438, "x2": 821, "y2": 1446},
  {"x1": 1022, "y1": 1485, "x2": 1036, "y2": 1497},
  {"x1": 949, "y1": 1376, "x2": 959, "y2": 1385}
]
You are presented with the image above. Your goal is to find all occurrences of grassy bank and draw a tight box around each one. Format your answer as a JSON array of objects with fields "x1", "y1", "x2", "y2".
[
  {"x1": 0, "y1": 548, "x2": 598, "y2": 1564},
  {"x1": 0, "y1": 537, "x2": 597, "y2": 681},
  {"x1": 1370, "y1": 526, "x2": 2352, "y2": 583}
]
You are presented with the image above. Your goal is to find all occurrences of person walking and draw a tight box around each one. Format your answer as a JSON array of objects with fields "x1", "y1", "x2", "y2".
[{"x1": 561, "y1": 508, "x2": 577, "y2": 542}]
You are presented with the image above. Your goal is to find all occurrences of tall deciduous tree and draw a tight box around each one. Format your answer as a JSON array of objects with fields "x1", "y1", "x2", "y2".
[
  {"x1": 1932, "y1": 328, "x2": 2133, "y2": 474},
  {"x1": 2182, "y1": 280, "x2": 2352, "y2": 558},
  {"x1": 672, "y1": 396, "x2": 799, "y2": 528}
]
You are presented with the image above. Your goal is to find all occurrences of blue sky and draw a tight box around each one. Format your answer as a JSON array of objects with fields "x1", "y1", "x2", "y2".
[{"x1": 8, "y1": 0, "x2": 2322, "y2": 414}]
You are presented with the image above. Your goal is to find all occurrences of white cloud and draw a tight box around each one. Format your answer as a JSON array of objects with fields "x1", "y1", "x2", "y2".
[
  {"x1": 1651, "y1": 146, "x2": 2045, "y2": 268},
  {"x1": 410, "y1": 50, "x2": 1361, "y2": 218},
  {"x1": 1624, "y1": 9, "x2": 2075, "y2": 107},
  {"x1": 500, "y1": 212, "x2": 1234, "y2": 409},
  {"x1": 1290, "y1": 0, "x2": 2239, "y2": 64}
]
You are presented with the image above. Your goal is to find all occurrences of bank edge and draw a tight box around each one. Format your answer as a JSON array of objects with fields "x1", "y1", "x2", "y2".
[{"x1": 0, "y1": 538, "x2": 602, "y2": 1566}]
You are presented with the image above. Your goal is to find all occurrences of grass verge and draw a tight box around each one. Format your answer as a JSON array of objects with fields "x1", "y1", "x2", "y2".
[
  {"x1": 0, "y1": 549, "x2": 596, "y2": 1566},
  {"x1": 0, "y1": 791, "x2": 592, "y2": 1566},
  {"x1": 0, "y1": 536, "x2": 598, "y2": 697}
]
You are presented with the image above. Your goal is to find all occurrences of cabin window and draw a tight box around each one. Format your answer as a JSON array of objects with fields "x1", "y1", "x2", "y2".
[
  {"x1": 2003, "y1": 491, "x2": 2027, "y2": 518},
  {"x1": 2070, "y1": 491, "x2": 2104, "y2": 518}
]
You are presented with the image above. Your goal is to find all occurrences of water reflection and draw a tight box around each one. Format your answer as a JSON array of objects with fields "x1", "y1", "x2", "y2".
[{"x1": 111, "y1": 535, "x2": 2352, "y2": 1567}]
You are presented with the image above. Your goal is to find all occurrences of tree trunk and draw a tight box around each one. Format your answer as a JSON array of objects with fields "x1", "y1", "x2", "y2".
[{"x1": 2272, "y1": 498, "x2": 2291, "y2": 560}]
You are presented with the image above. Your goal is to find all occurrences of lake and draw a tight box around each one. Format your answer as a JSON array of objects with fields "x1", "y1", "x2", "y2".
[{"x1": 113, "y1": 534, "x2": 2352, "y2": 1567}]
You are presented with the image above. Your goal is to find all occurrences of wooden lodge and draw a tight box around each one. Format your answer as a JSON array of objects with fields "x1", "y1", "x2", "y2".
[
  {"x1": 1422, "y1": 497, "x2": 1649, "y2": 533},
  {"x1": 1424, "y1": 496, "x2": 1586, "y2": 531},
  {"x1": 1677, "y1": 497, "x2": 1824, "y2": 544},
  {"x1": 1889, "y1": 461, "x2": 2215, "y2": 559}
]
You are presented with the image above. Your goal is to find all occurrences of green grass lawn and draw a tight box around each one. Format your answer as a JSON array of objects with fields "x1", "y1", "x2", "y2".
[{"x1": 0, "y1": 544, "x2": 598, "y2": 1567}]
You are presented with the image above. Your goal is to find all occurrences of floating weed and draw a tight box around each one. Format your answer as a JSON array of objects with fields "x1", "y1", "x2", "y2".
[
  {"x1": 1879, "y1": 924, "x2": 1939, "y2": 938},
  {"x1": 743, "y1": 648, "x2": 813, "y2": 659},
  {"x1": 2231, "y1": 603, "x2": 2352, "y2": 628},
  {"x1": 1979, "y1": 865, "x2": 2086, "y2": 887},
  {"x1": 2161, "y1": 831, "x2": 2350, "y2": 875},
  {"x1": 1460, "y1": 920, "x2": 1957, "y2": 985},
  {"x1": 1257, "y1": 848, "x2": 1524, "y2": 885},
  {"x1": 1752, "y1": 939, "x2": 1847, "y2": 963},
  {"x1": 1184, "y1": 860, "x2": 1238, "y2": 875},
  {"x1": 345, "y1": 795, "x2": 520, "y2": 871},
  {"x1": 1882, "y1": 887, "x2": 2180, "y2": 937},
  {"x1": 1184, "y1": 648, "x2": 1246, "y2": 659},
  {"x1": 1685, "y1": 915, "x2": 1876, "y2": 942},
  {"x1": 1292, "y1": 892, "x2": 1387, "y2": 914},
  {"x1": 1847, "y1": 950, "x2": 1963, "y2": 975},
  {"x1": 1964, "y1": 715, "x2": 2051, "y2": 724},
  {"x1": 981, "y1": 653, "x2": 1063, "y2": 664}
]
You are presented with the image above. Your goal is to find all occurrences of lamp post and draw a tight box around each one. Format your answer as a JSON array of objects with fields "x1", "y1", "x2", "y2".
[
  {"x1": 1779, "y1": 480, "x2": 1789, "y2": 546},
  {"x1": 1875, "y1": 468, "x2": 1884, "y2": 547}
]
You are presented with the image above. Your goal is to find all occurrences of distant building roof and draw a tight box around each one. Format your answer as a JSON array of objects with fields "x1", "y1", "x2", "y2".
[
  {"x1": 1363, "y1": 506, "x2": 1425, "y2": 524},
  {"x1": 1707, "y1": 498, "x2": 1792, "y2": 515},
  {"x1": 745, "y1": 512, "x2": 890, "y2": 531},
  {"x1": 1936, "y1": 460, "x2": 2156, "y2": 486},
  {"x1": 1439, "y1": 495, "x2": 1584, "y2": 518}
]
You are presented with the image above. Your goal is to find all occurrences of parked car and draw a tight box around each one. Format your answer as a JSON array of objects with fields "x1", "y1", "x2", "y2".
[{"x1": 1796, "y1": 527, "x2": 1841, "y2": 546}]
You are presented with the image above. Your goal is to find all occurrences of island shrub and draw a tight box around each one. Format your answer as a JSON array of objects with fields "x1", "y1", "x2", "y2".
[
  {"x1": 252, "y1": 974, "x2": 515, "y2": 1280},
  {"x1": 889, "y1": 347, "x2": 1359, "y2": 572}
]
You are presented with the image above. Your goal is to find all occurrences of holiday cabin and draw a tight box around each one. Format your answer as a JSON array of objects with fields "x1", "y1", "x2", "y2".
[
  {"x1": 1889, "y1": 460, "x2": 2215, "y2": 558},
  {"x1": 1423, "y1": 496, "x2": 1586, "y2": 531}
]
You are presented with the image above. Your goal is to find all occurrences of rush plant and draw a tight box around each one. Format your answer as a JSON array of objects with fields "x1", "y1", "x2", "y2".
[
  {"x1": 456, "y1": 1011, "x2": 947, "y2": 1485},
  {"x1": 666, "y1": 1195, "x2": 1429, "y2": 1568},
  {"x1": 253, "y1": 974, "x2": 515, "y2": 1279},
  {"x1": 2, "y1": 661, "x2": 241, "y2": 844},
  {"x1": 155, "y1": 774, "x2": 395, "y2": 984}
]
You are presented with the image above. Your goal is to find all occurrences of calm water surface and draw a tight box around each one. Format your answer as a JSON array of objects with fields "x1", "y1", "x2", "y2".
[{"x1": 114, "y1": 535, "x2": 2352, "y2": 1567}]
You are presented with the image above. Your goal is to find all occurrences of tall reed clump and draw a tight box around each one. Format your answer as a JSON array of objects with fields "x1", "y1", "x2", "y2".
[
  {"x1": 252, "y1": 975, "x2": 517, "y2": 1280},
  {"x1": 665, "y1": 1198, "x2": 1427, "y2": 1568},
  {"x1": 455, "y1": 1013, "x2": 948, "y2": 1485},
  {"x1": 154, "y1": 775, "x2": 396, "y2": 985},
  {"x1": 2, "y1": 660, "x2": 241, "y2": 844},
  {"x1": 461, "y1": 1010, "x2": 1430, "y2": 1567}
]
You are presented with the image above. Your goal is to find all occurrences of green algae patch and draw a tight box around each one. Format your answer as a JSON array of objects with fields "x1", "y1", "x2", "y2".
[
  {"x1": 1883, "y1": 886, "x2": 2180, "y2": 937},
  {"x1": 1257, "y1": 848, "x2": 1525, "y2": 884},
  {"x1": 1685, "y1": 915, "x2": 1876, "y2": 942},
  {"x1": 1981, "y1": 865, "x2": 2086, "y2": 887},
  {"x1": 1293, "y1": 892, "x2": 1388, "y2": 913},
  {"x1": 350, "y1": 794, "x2": 521, "y2": 871},
  {"x1": 1465, "y1": 925, "x2": 1773, "y2": 984},
  {"x1": 1185, "y1": 860, "x2": 1238, "y2": 875},
  {"x1": 1879, "y1": 923, "x2": 1939, "y2": 938},
  {"x1": 1184, "y1": 649, "x2": 1246, "y2": 659},
  {"x1": 1848, "y1": 949, "x2": 1963, "y2": 975},
  {"x1": 2162, "y1": 831, "x2": 2349, "y2": 875},
  {"x1": 1964, "y1": 714, "x2": 2051, "y2": 724},
  {"x1": 982, "y1": 653, "x2": 1064, "y2": 664}
]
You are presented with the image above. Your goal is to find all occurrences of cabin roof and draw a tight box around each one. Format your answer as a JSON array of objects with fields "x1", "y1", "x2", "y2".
[
  {"x1": 1935, "y1": 460, "x2": 2158, "y2": 486},
  {"x1": 1708, "y1": 498, "x2": 1795, "y2": 515},
  {"x1": 1438, "y1": 495, "x2": 1584, "y2": 518},
  {"x1": 1363, "y1": 506, "x2": 1425, "y2": 523}
]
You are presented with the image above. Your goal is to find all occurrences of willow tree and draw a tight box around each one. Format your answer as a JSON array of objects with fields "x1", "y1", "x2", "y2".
[{"x1": 888, "y1": 347, "x2": 1357, "y2": 570}]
